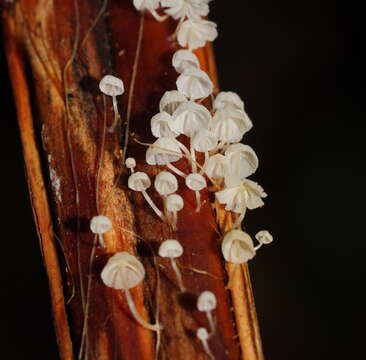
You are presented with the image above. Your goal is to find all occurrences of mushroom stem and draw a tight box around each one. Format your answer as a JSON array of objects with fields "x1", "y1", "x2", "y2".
[
  {"x1": 200, "y1": 151, "x2": 210, "y2": 175},
  {"x1": 232, "y1": 209, "x2": 246, "y2": 229},
  {"x1": 199, "y1": 335, "x2": 214, "y2": 360},
  {"x1": 108, "y1": 95, "x2": 120, "y2": 132},
  {"x1": 171, "y1": 211, "x2": 178, "y2": 230},
  {"x1": 150, "y1": 10, "x2": 168, "y2": 22},
  {"x1": 124, "y1": 289, "x2": 161, "y2": 332},
  {"x1": 190, "y1": 145, "x2": 198, "y2": 173},
  {"x1": 142, "y1": 191, "x2": 165, "y2": 221},
  {"x1": 98, "y1": 234, "x2": 106, "y2": 248},
  {"x1": 166, "y1": 162, "x2": 186, "y2": 177},
  {"x1": 169, "y1": 15, "x2": 185, "y2": 40},
  {"x1": 206, "y1": 311, "x2": 216, "y2": 335},
  {"x1": 170, "y1": 258, "x2": 186, "y2": 292},
  {"x1": 254, "y1": 243, "x2": 263, "y2": 251},
  {"x1": 195, "y1": 190, "x2": 201, "y2": 212}
]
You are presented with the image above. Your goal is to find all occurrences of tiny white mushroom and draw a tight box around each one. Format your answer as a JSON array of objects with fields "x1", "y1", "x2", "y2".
[
  {"x1": 99, "y1": 75, "x2": 124, "y2": 132},
  {"x1": 255, "y1": 230, "x2": 273, "y2": 251},
  {"x1": 197, "y1": 327, "x2": 214, "y2": 360},
  {"x1": 159, "y1": 90, "x2": 187, "y2": 115},
  {"x1": 213, "y1": 91, "x2": 245, "y2": 111},
  {"x1": 151, "y1": 112, "x2": 178, "y2": 138},
  {"x1": 101, "y1": 251, "x2": 160, "y2": 331},
  {"x1": 191, "y1": 129, "x2": 218, "y2": 168},
  {"x1": 203, "y1": 154, "x2": 227, "y2": 180},
  {"x1": 172, "y1": 49, "x2": 200, "y2": 73},
  {"x1": 185, "y1": 173, "x2": 207, "y2": 212},
  {"x1": 225, "y1": 143, "x2": 259, "y2": 179},
  {"x1": 165, "y1": 194, "x2": 184, "y2": 230},
  {"x1": 176, "y1": 67, "x2": 214, "y2": 100},
  {"x1": 197, "y1": 291, "x2": 217, "y2": 334},
  {"x1": 125, "y1": 157, "x2": 136, "y2": 173},
  {"x1": 90, "y1": 215, "x2": 112, "y2": 247},
  {"x1": 221, "y1": 229, "x2": 256, "y2": 264},
  {"x1": 133, "y1": 0, "x2": 168, "y2": 21},
  {"x1": 161, "y1": 0, "x2": 210, "y2": 20},
  {"x1": 158, "y1": 239, "x2": 185, "y2": 291},
  {"x1": 128, "y1": 172, "x2": 165, "y2": 221},
  {"x1": 154, "y1": 171, "x2": 178, "y2": 196}
]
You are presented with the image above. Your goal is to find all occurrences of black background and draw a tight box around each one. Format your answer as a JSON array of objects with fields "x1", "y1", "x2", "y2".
[{"x1": 0, "y1": 1, "x2": 359, "y2": 359}]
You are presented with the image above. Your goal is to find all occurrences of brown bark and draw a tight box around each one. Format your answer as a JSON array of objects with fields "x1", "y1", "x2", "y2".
[{"x1": 2, "y1": 1, "x2": 264, "y2": 359}]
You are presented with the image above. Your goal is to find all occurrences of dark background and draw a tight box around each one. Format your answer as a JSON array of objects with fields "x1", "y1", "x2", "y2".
[{"x1": 0, "y1": 1, "x2": 359, "y2": 359}]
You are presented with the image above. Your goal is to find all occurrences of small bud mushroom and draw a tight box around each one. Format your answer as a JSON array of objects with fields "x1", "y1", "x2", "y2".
[
  {"x1": 125, "y1": 157, "x2": 136, "y2": 173},
  {"x1": 185, "y1": 173, "x2": 207, "y2": 212},
  {"x1": 255, "y1": 230, "x2": 273, "y2": 251},
  {"x1": 165, "y1": 194, "x2": 184, "y2": 230},
  {"x1": 101, "y1": 252, "x2": 160, "y2": 331},
  {"x1": 225, "y1": 143, "x2": 259, "y2": 179},
  {"x1": 99, "y1": 75, "x2": 124, "y2": 132},
  {"x1": 213, "y1": 91, "x2": 244, "y2": 111},
  {"x1": 151, "y1": 112, "x2": 178, "y2": 138},
  {"x1": 133, "y1": 0, "x2": 168, "y2": 21},
  {"x1": 154, "y1": 171, "x2": 178, "y2": 221},
  {"x1": 172, "y1": 49, "x2": 200, "y2": 73},
  {"x1": 128, "y1": 172, "x2": 165, "y2": 221},
  {"x1": 177, "y1": 18, "x2": 218, "y2": 51},
  {"x1": 158, "y1": 239, "x2": 185, "y2": 292},
  {"x1": 159, "y1": 90, "x2": 187, "y2": 115},
  {"x1": 197, "y1": 291, "x2": 217, "y2": 334},
  {"x1": 176, "y1": 67, "x2": 214, "y2": 100},
  {"x1": 161, "y1": 0, "x2": 210, "y2": 20},
  {"x1": 196, "y1": 327, "x2": 214, "y2": 360},
  {"x1": 90, "y1": 215, "x2": 112, "y2": 247}
]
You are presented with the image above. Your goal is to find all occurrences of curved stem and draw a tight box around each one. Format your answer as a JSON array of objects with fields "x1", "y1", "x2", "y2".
[
  {"x1": 206, "y1": 311, "x2": 216, "y2": 335},
  {"x1": 142, "y1": 191, "x2": 165, "y2": 221},
  {"x1": 150, "y1": 10, "x2": 168, "y2": 22},
  {"x1": 254, "y1": 243, "x2": 263, "y2": 251},
  {"x1": 108, "y1": 95, "x2": 120, "y2": 132},
  {"x1": 200, "y1": 337, "x2": 214, "y2": 360},
  {"x1": 98, "y1": 234, "x2": 105, "y2": 248},
  {"x1": 170, "y1": 258, "x2": 185, "y2": 292},
  {"x1": 166, "y1": 162, "x2": 186, "y2": 178}
]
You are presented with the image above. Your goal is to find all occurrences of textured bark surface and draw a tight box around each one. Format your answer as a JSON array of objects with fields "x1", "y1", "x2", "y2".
[{"x1": 2, "y1": 1, "x2": 264, "y2": 359}]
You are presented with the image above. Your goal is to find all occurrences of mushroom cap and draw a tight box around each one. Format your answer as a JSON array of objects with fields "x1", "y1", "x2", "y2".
[
  {"x1": 146, "y1": 137, "x2": 183, "y2": 165},
  {"x1": 255, "y1": 230, "x2": 273, "y2": 245},
  {"x1": 159, "y1": 90, "x2": 187, "y2": 115},
  {"x1": 133, "y1": 0, "x2": 160, "y2": 11},
  {"x1": 191, "y1": 129, "x2": 218, "y2": 152},
  {"x1": 90, "y1": 215, "x2": 112, "y2": 235},
  {"x1": 171, "y1": 101, "x2": 212, "y2": 137},
  {"x1": 101, "y1": 252, "x2": 145, "y2": 290},
  {"x1": 225, "y1": 143, "x2": 259, "y2": 179},
  {"x1": 128, "y1": 172, "x2": 151, "y2": 191},
  {"x1": 151, "y1": 111, "x2": 178, "y2": 138},
  {"x1": 197, "y1": 327, "x2": 209, "y2": 341},
  {"x1": 214, "y1": 91, "x2": 244, "y2": 111},
  {"x1": 158, "y1": 239, "x2": 183, "y2": 258},
  {"x1": 204, "y1": 154, "x2": 228, "y2": 179},
  {"x1": 221, "y1": 229, "x2": 256, "y2": 264},
  {"x1": 154, "y1": 171, "x2": 178, "y2": 196},
  {"x1": 197, "y1": 290, "x2": 217, "y2": 312},
  {"x1": 166, "y1": 194, "x2": 184, "y2": 212},
  {"x1": 176, "y1": 67, "x2": 214, "y2": 100},
  {"x1": 172, "y1": 49, "x2": 200, "y2": 73},
  {"x1": 161, "y1": 0, "x2": 209, "y2": 20},
  {"x1": 99, "y1": 75, "x2": 124, "y2": 96},
  {"x1": 125, "y1": 157, "x2": 136, "y2": 169},
  {"x1": 185, "y1": 173, "x2": 207, "y2": 191}
]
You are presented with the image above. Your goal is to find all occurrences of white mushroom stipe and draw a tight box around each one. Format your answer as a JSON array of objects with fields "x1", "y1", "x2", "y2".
[
  {"x1": 128, "y1": 172, "x2": 165, "y2": 221},
  {"x1": 197, "y1": 327, "x2": 214, "y2": 360},
  {"x1": 166, "y1": 194, "x2": 184, "y2": 230},
  {"x1": 254, "y1": 230, "x2": 273, "y2": 251},
  {"x1": 101, "y1": 252, "x2": 161, "y2": 331},
  {"x1": 90, "y1": 215, "x2": 112, "y2": 247},
  {"x1": 158, "y1": 240, "x2": 185, "y2": 292},
  {"x1": 172, "y1": 49, "x2": 200, "y2": 73},
  {"x1": 185, "y1": 173, "x2": 207, "y2": 212},
  {"x1": 99, "y1": 75, "x2": 124, "y2": 132},
  {"x1": 125, "y1": 157, "x2": 136, "y2": 173},
  {"x1": 197, "y1": 291, "x2": 217, "y2": 334}
]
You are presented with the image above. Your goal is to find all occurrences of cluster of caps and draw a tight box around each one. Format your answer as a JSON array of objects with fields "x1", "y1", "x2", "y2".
[{"x1": 133, "y1": 0, "x2": 217, "y2": 51}]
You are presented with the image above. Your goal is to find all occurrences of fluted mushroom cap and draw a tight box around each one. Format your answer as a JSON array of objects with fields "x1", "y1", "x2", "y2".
[
  {"x1": 158, "y1": 239, "x2": 183, "y2": 258},
  {"x1": 221, "y1": 229, "x2": 255, "y2": 264},
  {"x1": 99, "y1": 75, "x2": 124, "y2": 96}
]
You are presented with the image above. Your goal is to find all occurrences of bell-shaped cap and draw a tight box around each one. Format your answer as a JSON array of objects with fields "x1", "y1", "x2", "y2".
[
  {"x1": 154, "y1": 171, "x2": 178, "y2": 196},
  {"x1": 161, "y1": 0, "x2": 209, "y2": 20},
  {"x1": 101, "y1": 252, "x2": 145, "y2": 290},
  {"x1": 172, "y1": 49, "x2": 200, "y2": 73},
  {"x1": 125, "y1": 157, "x2": 136, "y2": 169},
  {"x1": 221, "y1": 229, "x2": 255, "y2": 264},
  {"x1": 225, "y1": 143, "x2": 258, "y2": 179},
  {"x1": 214, "y1": 91, "x2": 244, "y2": 111},
  {"x1": 211, "y1": 108, "x2": 252, "y2": 143},
  {"x1": 151, "y1": 112, "x2": 178, "y2": 138},
  {"x1": 159, "y1": 90, "x2": 187, "y2": 115},
  {"x1": 176, "y1": 67, "x2": 214, "y2": 100},
  {"x1": 146, "y1": 137, "x2": 183, "y2": 165},
  {"x1": 191, "y1": 129, "x2": 218, "y2": 152},
  {"x1": 166, "y1": 194, "x2": 184, "y2": 212},
  {"x1": 185, "y1": 173, "x2": 207, "y2": 191},
  {"x1": 204, "y1": 154, "x2": 227, "y2": 179},
  {"x1": 133, "y1": 0, "x2": 160, "y2": 11},
  {"x1": 177, "y1": 18, "x2": 218, "y2": 50},
  {"x1": 158, "y1": 239, "x2": 183, "y2": 258},
  {"x1": 90, "y1": 215, "x2": 112, "y2": 235},
  {"x1": 171, "y1": 101, "x2": 211, "y2": 137},
  {"x1": 99, "y1": 75, "x2": 124, "y2": 96},
  {"x1": 197, "y1": 290, "x2": 217, "y2": 312},
  {"x1": 255, "y1": 230, "x2": 273, "y2": 244},
  {"x1": 128, "y1": 172, "x2": 151, "y2": 191}
]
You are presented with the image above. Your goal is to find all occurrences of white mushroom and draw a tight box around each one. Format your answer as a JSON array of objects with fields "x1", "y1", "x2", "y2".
[
  {"x1": 191, "y1": 129, "x2": 218, "y2": 168},
  {"x1": 128, "y1": 172, "x2": 165, "y2": 221},
  {"x1": 203, "y1": 154, "x2": 227, "y2": 180},
  {"x1": 165, "y1": 194, "x2": 184, "y2": 230},
  {"x1": 90, "y1": 215, "x2": 112, "y2": 247},
  {"x1": 151, "y1": 111, "x2": 178, "y2": 138},
  {"x1": 213, "y1": 91, "x2": 244, "y2": 111},
  {"x1": 172, "y1": 49, "x2": 200, "y2": 73},
  {"x1": 196, "y1": 327, "x2": 214, "y2": 360},
  {"x1": 185, "y1": 173, "x2": 207, "y2": 212},
  {"x1": 133, "y1": 0, "x2": 168, "y2": 21},
  {"x1": 99, "y1": 75, "x2": 124, "y2": 132},
  {"x1": 225, "y1": 143, "x2": 259, "y2": 179},
  {"x1": 197, "y1": 291, "x2": 217, "y2": 334},
  {"x1": 125, "y1": 157, "x2": 136, "y2": 173},
  {"x1": 101, "y1": 252, "x2": 161, "y2": 331},
  {"x1": 161, "y1": 0, "x2": 210, "y2": 20},
  {"x1": 159, "y1": 90, "x2": 187, "y2": 115},
  {"x1": 177, "y1": 18, "x2": 218, "y2": 50},
  {"x1": 176, "y1": 67, "x2": 214, "y2": 100},
  {"x1": 255, "y1": 230, "x2": 273, "y2": 250},
  {"x1": 221, "y1": 229, "x2": 256, "y2": 264},
  {"x1": 154, "y1": 171, "x2": 178, "y2": 196},
  {"x1": 158, "y1": 239, "x2": 185, "y2": 292}
]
